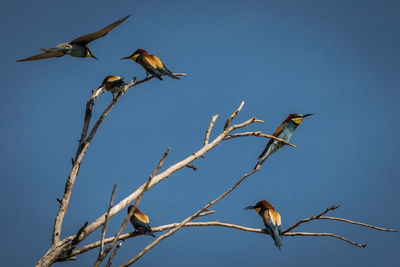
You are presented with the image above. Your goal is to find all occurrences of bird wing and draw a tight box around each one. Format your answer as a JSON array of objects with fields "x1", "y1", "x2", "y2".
[
  {"x1": 144, "y1": 54, "x2": 164, "y2": 69},
  {"x1": 135, "y1": 212, "x2": 150, "y2": 224},
  {"x1": 17, "y1": 50, "x2": 65, "y2": 62},
  {"x1": 70, "y1": 15, "x2": 131, "y2": 45},
  {"x1": 257, "y1": 122, "x2": 286, "y2": 159},
  {"x1": 269, "y1": 209, "x2": 281, "y2": 227}
]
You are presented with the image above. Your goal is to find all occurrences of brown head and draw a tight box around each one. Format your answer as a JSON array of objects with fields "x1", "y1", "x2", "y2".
[
  {"x1": 120, "y1": 48, "x2": 148, "y2": 62},
  {"x1": 284, "y1": 113, "x2": 313, "y2": 125},
  {"x1": 245, "y1": 200, "x2": 274, "y2": 214}
]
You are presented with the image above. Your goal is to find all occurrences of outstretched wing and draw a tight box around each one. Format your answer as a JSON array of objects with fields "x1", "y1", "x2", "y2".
[
  {"x1": 17, "y1": 50, "x2": 65, "y2": 62},
  {"x1": 71, "y1": 15, "x2": 131, "y2": 45}
]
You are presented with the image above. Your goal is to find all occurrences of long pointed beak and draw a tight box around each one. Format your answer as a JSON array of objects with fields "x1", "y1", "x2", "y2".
[
  {"x1": 91, "y1": 55, "x2": 99, "y2": 60},
  {"x1": 302, "y1": 113, "x2": 313, "y2": 118},
  {"x1": 120, "y1": 56, "x2": 130, "y2": 60},
  {"x1": 244, "y1": 206, "x2": 254, "y2": 210}
]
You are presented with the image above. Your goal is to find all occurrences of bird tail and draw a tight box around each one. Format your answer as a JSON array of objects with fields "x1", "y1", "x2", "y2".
[
  {"x1": 146, "y1": 231, "x2": 156, "y2": 238},
  {"x1": 271, "y1": 229, "x2": 282, "y2": 251},
  {"x1": 254, "y1": 156, "x2": 268, "y2": 170}
]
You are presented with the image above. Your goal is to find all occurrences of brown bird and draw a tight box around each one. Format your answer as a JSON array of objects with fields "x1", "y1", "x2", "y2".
[
  {"x1": 128, "y1": 205, "x2": 155, "y2": 237},
  {"x1": 121, "y1": 48, "x2": 179, "y2": 80},
  {"x1": 98, "y1": 75, "x2": 126, "y2": 99},
  {"x1": 245, "y1": 200, "x2": 282, "y2": 250},
  {"x1": 17, "y1": 15, "x2": 131, "y2": 62}
]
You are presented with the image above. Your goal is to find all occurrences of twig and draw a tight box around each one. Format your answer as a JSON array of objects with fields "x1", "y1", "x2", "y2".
[
  {"x1": 97, "y1": 184, "x2": 118, "y2": 261},
  {"x1": 282, "y1": 205, "x2": 339, "y2": 234},
  {"x1": 185, "y1": 164, "x2": 197, "y2": 171},
  {"x1": 121, "y1": 169, "x2": 259, "y2": 266},
  {"x1": 106, "y1": 242, "x2": 123, "y2": 267},
  {"x1": 224, "y1": 101, "x2": 245, "y2": 130},
  {"x1": 204, "y1": 114, "x2": 219, "y2": 145},
  {"x1": 94, "y1": 148, "x2": 171, "y2": 267},
  {"x1": 284, "y1": 232, "x2": 367, "y2": 248},
  {"x1": 224, "y1": 131, "x2": 296, "y2": 148},
  {"x1": 319, "y1": 216, "x2": 397, "y2": 232}
]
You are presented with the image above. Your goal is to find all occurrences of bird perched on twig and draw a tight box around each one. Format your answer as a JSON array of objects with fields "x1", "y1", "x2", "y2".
[
  {"x1": 98, "y1": 75, "x2": 126, "y2": 99},
  {"x1": 17, "y1": 15, "x2": 131, "y2": 62},
  {"x1": 254, "y1": 113, "x2": 313, "y2": 170},
  {"x1": 245, "y1": 200, "x2": 282, "y2": 250},
  {"x1": 128, "y1": 205, "x2": 155, "y2": 237},
  {"x1": 121, "y1": 48, "x2": 180, "y2": 80}
]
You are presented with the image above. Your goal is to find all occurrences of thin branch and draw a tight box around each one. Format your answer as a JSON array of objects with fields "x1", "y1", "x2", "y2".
[
  {"x1": 121, "y1": 169, "x2": 259, "y2": 266},
  {"x1": 106, "y1": 242, "x2": 123, "y2": 267},
  {"x1": 284, "y1": 232, "x2": 367, "y2": 248},
  {"x1": 224, "y1": 101, "x2": 245, "y2": 130},
  {"x1": 282, "y1": 205, "x2": 340, "y2": 234},
  {"x1": 224, "y1": 131, "x2": 296, "y2": 148},
  {"x1": 319, "y1": 216, "x2": 397, "y2": 232},
  {"x1": 94, "y1": 148, "x2": 171, "y2": 267},
  {"x1": 204, "y1": 114, "x2": 219, "y2": 145},
  {"x1": 98, "y1": 184, "x2": 118, "y2": 261},
  {"x1": 185, "y1": 164, "x2": 197, "y2": 171}
]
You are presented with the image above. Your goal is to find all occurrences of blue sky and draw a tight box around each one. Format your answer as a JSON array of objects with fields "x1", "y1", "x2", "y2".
[{"x1": 1, "y1": 0, "x2": 399, "y2": 266}]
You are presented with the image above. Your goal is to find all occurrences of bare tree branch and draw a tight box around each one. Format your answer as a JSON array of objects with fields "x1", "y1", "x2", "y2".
[
  {"x1": 120, "y1": 169, "x2": 259, "y2": 266},
  {"x1": 106, "y1": 242, "x2": 123, "y2": 267},
  {"x1": 81, "y1": 101, "x2": 261, "y2": 240},
  {"x1": 93, "y1": 148, "x2": 171, "y2": 267},
  {"x1": 284, "y1": 232, "x2": 367, "y2": 248},
  {"x1": 318, "y1": 217, "x2": 397, "y2": 232},
  {"x1": 224, "y1": 131, "x2": 296, "y2": 148},
  {"x1": 204, "y1": 114, "x2": 219, "y2": 145},
  {"x1": 98, "y1": 184, "x2": 118, "y2": 261},
  {"x1": 283, "y1": 205, "x2": 340, "y2": 234}
]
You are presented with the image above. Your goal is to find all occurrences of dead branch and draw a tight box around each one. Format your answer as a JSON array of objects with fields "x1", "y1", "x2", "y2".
[
  {"x1": 224, "y1": 131, "x2": 296, "y2": 148},
  {"x1": 97, "y1": 184, "x2": 117, "y2": 262},
  {"x1": 120, "y1": 169, "x2": 259, "y2": 266},
  {"x1": 69, "y1": 206, "x2": 396, "y2": 259},
  {"x1": 93, "y1": 148, "x2": 171, "y2": 267},
  {"x1": 106, "y1": 242, "x2": 123, "y2": 267}
]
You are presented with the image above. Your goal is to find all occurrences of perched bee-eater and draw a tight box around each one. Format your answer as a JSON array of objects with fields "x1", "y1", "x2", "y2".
[
  {"x1": 245, "y1": 200, "x2": 282, "y2": 250},
  {"x1": 98, "y1": 75, "x2": 126, "y2": 99},
  {"x1": 121, "y1": 48, "x2": 180, "y2": 80},
  {"x1": 254, "y1": 113, "x2": 313, "y2": 170},
  {"x1": 17, "y1": 15, "x2": 131, "y2": 62},
  {"x1": 128, "y1": 205, "x2": 155, "y2": 237}
]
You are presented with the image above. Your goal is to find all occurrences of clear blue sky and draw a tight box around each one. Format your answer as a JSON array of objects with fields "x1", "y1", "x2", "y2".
[{"x1": 1, "y1": 0, "x2": 399, "y2": 266}]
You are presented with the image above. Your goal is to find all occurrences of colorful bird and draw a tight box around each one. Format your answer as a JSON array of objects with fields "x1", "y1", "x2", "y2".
[
  {"x1": 17, "y1": 15, "x2": 131, "y2": 62},
  {"x1": 98, "y1": 75, "x2": 126, "y2": 99},
  {"x1": 121, "y1": 48, "x2": 179, "y2": 80},
  {"x1": 245, "y1": 200, "x2": 282, "y2": 250},
  {"x1": 128, "y1": 205, "x2": 155, "y2": 237},
  {"x1": 254, "y1": 113, "x2": 313, "y2": 170}
]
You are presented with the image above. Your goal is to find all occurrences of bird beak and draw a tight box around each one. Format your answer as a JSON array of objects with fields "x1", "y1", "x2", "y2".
[
  {"x1": 244, "y1": 206, "x2": 254, "y2": 210},
  {"x1": 302, "y1": 113, "x2": 313, "y2": 118},
  {"x1": 91, "y1": 55, "x2": 99, "y2": 60},
  {"x1": 120, "y1": 56, "x2": 130, "y2": 60}
]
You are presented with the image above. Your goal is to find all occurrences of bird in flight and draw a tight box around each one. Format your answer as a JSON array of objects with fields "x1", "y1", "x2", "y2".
[{"x1": 17, "y1": 15, "x2": 131, "y2": 62}]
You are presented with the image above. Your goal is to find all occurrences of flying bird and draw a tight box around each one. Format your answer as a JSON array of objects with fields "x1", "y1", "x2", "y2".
[
  {"x1": 128, "y1": 205, "x2": 155, "y2": 237},
  {"x1": 17, "y1": 15, "x2": 131, "y2": 62},
  {"x1": 254, "y1": 113, "x2": 313, "y2": 170},
  {"x1": 245, "y1": 200, "x2": 282, "y2": 250},
  {"x1": 121, "y1": 48, "x2": 180, "y2": 80},
  {"x1": 98, "y1": 75, "x2": 126, "y2": 99}
]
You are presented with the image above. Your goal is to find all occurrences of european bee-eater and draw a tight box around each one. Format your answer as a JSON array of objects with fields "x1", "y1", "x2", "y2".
[
  {"x1": 99, "y1": 75, "x2": 126, "y2": 99},
  {"x1": 128, "y1": 205, "x2": 155, "y2": 237},
  {"x1": 245, "y1": 200, "x2": 282, "y2": 250},
  {"x1": 17, "y1": 15, "x2": 131, "y2": 62},
  {"x1": 121, "y1": 48, "x2": 180, "y2": 80},
  {"x1": 254, "y1": 113, "x2": 313, "y2": 170}
]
